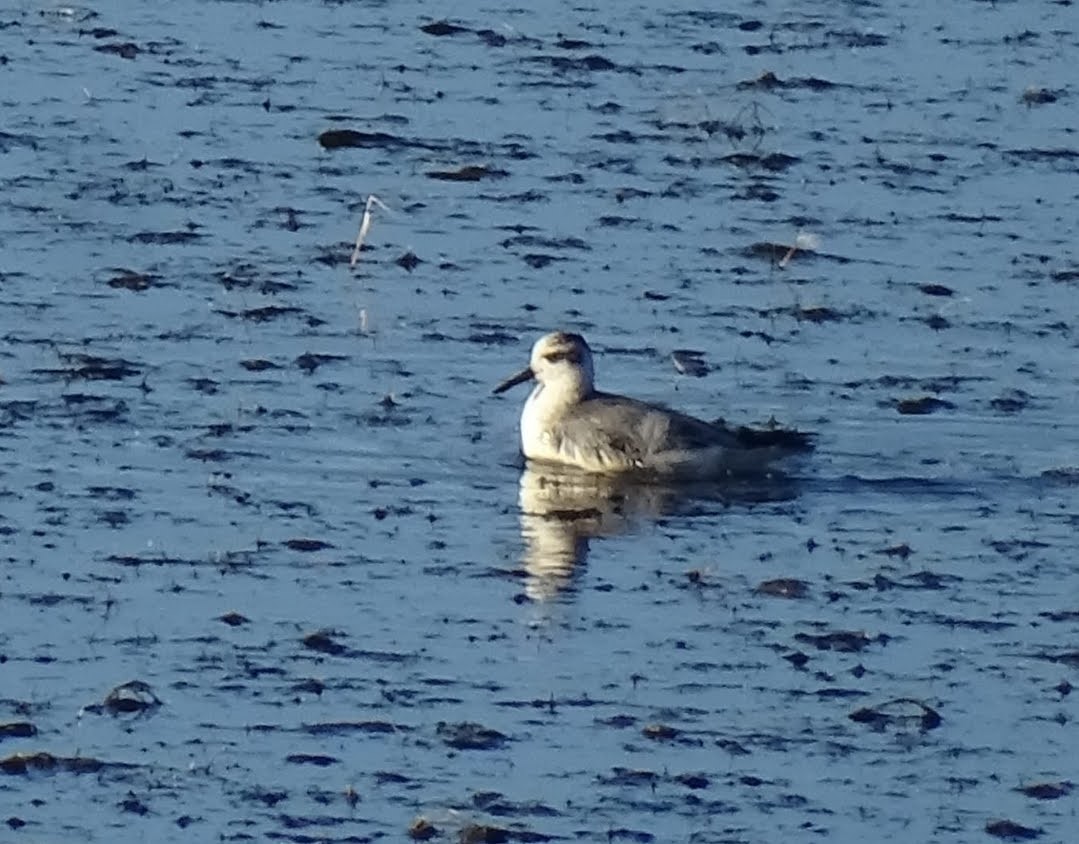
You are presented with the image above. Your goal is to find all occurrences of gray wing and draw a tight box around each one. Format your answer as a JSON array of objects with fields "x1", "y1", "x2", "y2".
[{"x1": 552, "y1": 392, "x2": 741, "y2": 470}]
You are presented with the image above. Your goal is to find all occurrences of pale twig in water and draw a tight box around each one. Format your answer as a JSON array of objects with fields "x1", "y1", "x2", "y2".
[
  {"x1": 779, "y1": 231, "x2": 821, "y2": 269},
  {"x1": 350, "y1": 195, "x2": 391, "y2": 268}
]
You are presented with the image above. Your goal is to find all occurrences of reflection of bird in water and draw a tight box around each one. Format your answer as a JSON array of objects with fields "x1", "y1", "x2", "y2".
[
  {"x1": 494, "y1": 332, "x2": 814, "y2": 480},
  {"x1": 517, "y1": 465, "x2": 803, "y2": 602}
]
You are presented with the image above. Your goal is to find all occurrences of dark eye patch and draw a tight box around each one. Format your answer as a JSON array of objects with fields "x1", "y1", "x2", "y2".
[{"x1": 543, "y1": 349, "x2": 580, "y2": 364}]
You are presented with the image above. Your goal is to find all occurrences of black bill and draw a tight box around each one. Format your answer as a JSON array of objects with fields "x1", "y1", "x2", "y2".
[{"x1": 492, "y1": 367, "x2": 535, "y2": 395}]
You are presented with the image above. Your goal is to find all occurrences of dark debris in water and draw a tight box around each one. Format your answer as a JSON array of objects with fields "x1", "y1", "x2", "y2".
[
  {"x1": 1038, "y1": 609, "x2": 1079, "y2": 623},
  {"x1": 500, "y1": 233, "x2": 590, "y2": 252},
  {"x1": 318, "y1": 129, "x2": 532, "y2": 161},
  {"x1": 527, "y1": 53, "x2": 621, "y2": 74},
  {"x1": 318, "y1": 129, "x2": 419, "y2": 150},
  {"x1": 94, "y1": 41, "x2": 141, "y2": 59},
  {"x1": 419, "y1": 20, "x2": 526, "y2": 48},
  {"x1": 1015, "y1": 781, "x2": 1072, "y2": 800},
  {"x1": 188, "y1": 377, "x2": 218, "y2": 394},
  {"x1": 427, "y1": 164, "x2": 508, "y2": 182},
  {"x1": 0, "y1": 722, "x2": 36, "y2": 741},
  {"x1": 455, "y1": 821, "x2": 557, "y2": 842},
  {"x1": 397, "y1": 250, "x2": 423, "y2": 271},
  {"x1": 641, "y1": 723, "x2": 685, "y2": 742},
  {"x1": 217, "y1": 305, "x2": 304, "y2": 323},
  {"x1": 0, "y1": 399, "x2": 37, "y2": 425},
  {"x1": 285, "y1": 538, "x2": 334, "y2": 552},
  {"x1": 596, "y1": 215, "x2": 642, "y2": 229},
  {"x1": 1003, "y1": 148, "x2": 1079, "y2": 163},
  {"x1": 736, "y1": 70, "x2": 837, "y2": 91},
  {"x1": 846, "y1": 373, "x2": 986, "y2": 393},
  {"x1": 674, "y1": 773, "x2": 710, "y2": 790},
  {"x1": 597, "y1": 767, "x2": 658, "y2": 788},
  {"x1": 849, "y1": 698, "x2": 941, "y2": 732},
  {"x1": 303, "y1": 630, "x2": 348, "y2": 656},
  {"x1": 437, "y1": 721, "x2": 508, "y2": 750},
  {"x1": 795, "y1": 305, "x2": 845, "y2": 324},
  {"x1": 409, "y1": 817, "x2": 439, "y2": 840},
  {"x1": 985, "y1": 819, "x2": 1043, "y2": 841},
  {"x1": 987, "y1": 538, "x2": 1050, "y2": 561},
  {"x1": 420, "y1": 20, "x2": 470, "y2": 37},
  {"x1": 86, "y1": 485, "x2": 136, "y2": 501},
  {"x1": 728, "y1": 421, "x2": 815, "y2": 452},
  {"x1": 469, "y1": 330, "x2": 519, "y2": 346},
  {"x1": 105, "y1": 550, "x2": 255, "y2": 569},
  {"x1": 850, "y1": 570, "x2": 958, "y2": 592},
  {"x1": 38, "y1": 353, "x2": 141, "y2": 382},
  {"x1": 128, "y1": 229, "x2": 202, "y2": 245},
  {"x1": 901, "y1": 612, "x2": 1014, "y2": 633},
  {"x1": 302, "y1": 721, "x2": 404, "y2": 737},
  {"x1": 990, "y1": 389, "x2": 1031, "y2": 413},
  {"x1": 670, "y1": 349, "x2": 709, "y2": 377},
  {"x1": 242, "y1": 787, "x2": 288, "y2": 807},
  {"x1": 459, "y1": 823, "x2": 509, "y2": 843},
  {"x1": 97, "y1": 509, "x2": 130, "y2": 528},
  {"x1": 756, "y1": 578, "x2": 809, "y2": 599},
  {"x1": 1020, "y1": 87, "x2": 1060, "y2": 106},
  {"x1": 722, "y1": 152, "x2": 800, "y2": 172},
  {"x1": 61, "y1": 394, "x2": 129, "y2": 423},
  {"x1": 185, "y1": 447, "x2": 265, "y2": 462},
  {"x1": 895, "y1": 396, "x2": 954, "y2": 415},
  {"x1": 1041, "y1": 467, "x2": 1079, "y2": 484},
  {"x1": 470, "y1": 791, "x2": 560, "y2": 818},
  {"x1": 794, "y1": 630, "x2": 882, "y2": 652},
  {"x1": 603, "y1": 828, "x2": 654, "y2": 843},
  {"x1": 78, "y1": 27, "x2": 122, "y2": 39},
  {"x1": 118, "y1": 791, "x2": 149, "y2": 815},
  {"x1": 284, "y1": 753, "x2": 339, "y2": 767},
  {"x1": 740, "y1": 242, "x2": 817, "y2": 265},
  {"x1": 1028, "y1": 650, "x2": 1079, "y2": 668},
  {"x1": 291, "y1": 678, "x2": 327, "y2": 697},
  {"x1": 918, "y1": 283, "x2": 955, "y2": 297},
  {"x1": 522, "y1": 253, "x2": 562, "y2": 269},
  {"x1": 81, "y1": 680, "x2": 162, "y2": 716},
  {"x1": 106, "y1": 268, "x2": 158, "y2": 291},
  {"x1": 216, "y1": 265, "x2": 297, "y2": 293},
  {"x1": 595, "y1": 714, "x2": 636, "y2": 729},
  {"x1": 0, "y1": 751, "x2": 135, "y2": 776},
  {"x1": 357, "y1": 409, "x2": 412, "y2": 428},
  {"x1": 826, "y1": 29, "x2": 889, "y2": 49},
  {"x1": 240, "y1": 358, "x2": 280, "y2": 371}
]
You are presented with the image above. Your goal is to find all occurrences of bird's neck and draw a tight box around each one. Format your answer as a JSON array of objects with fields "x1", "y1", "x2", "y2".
[{"x1": 527, "y1": 377, "x2": 593, "y2": 418}]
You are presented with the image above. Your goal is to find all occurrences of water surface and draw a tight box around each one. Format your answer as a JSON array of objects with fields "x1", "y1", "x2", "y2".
[{"x1": 1, "y1": 1, "x2": 1077, "y2": 841}]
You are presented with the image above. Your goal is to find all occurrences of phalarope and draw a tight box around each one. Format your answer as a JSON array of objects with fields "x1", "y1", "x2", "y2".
[{"x1": 493, "y1": 331, "x2": 812, "y2": 479}]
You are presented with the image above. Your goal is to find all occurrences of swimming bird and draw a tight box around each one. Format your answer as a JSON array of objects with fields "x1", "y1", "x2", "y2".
[{"x1": 493, "y1": 331, "x2": 812, "y2": 479}]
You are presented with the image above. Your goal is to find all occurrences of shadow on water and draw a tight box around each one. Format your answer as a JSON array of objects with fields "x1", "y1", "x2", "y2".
[{"x1": 516, "y1": 464, "x2": 805, "y2": 600}]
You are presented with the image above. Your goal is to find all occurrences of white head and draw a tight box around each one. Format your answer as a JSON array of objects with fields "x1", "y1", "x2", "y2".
[{"x1": 493, "y1": 331, "x2": 596, "y2": 402}]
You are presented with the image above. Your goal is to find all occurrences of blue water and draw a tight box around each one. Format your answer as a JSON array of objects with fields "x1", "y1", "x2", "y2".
[{"x1": 1, "y1": 1, "x2": 1077, "y2": 841}]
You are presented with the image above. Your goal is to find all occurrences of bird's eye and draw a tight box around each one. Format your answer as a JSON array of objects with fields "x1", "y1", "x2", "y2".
[{"x1": 543, "y1": 350, "x2": 579, "y2": 364}]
